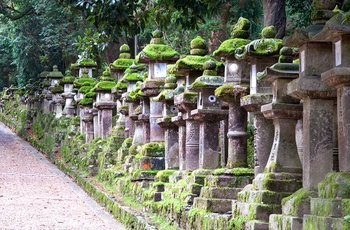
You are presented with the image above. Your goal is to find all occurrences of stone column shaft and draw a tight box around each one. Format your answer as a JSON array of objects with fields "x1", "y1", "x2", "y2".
[
  {"x1": 178, "y1": 125, "x2": 186, "y2": 170},
  {"x1": 227, "y1": 101, "x2": 248, "y2": 168},
  {"x1": 165, "y1": 128, "x2": 179, "y2": 169},
  {"x1": 337, "y1": 86, "x2": 350, "y2": 171},
  {"x1": 149, "y1": 101, "x2": 165, "y2": 142},
  {"x1": 303, "y1": 98, "x2": 334, "y2": 189},
  {"x1": 199, "y1": 121, "x2": 220, "y2": 169},
  {"x1": 185, "y1": 118, "x2": 200, "y2": 171},
  {"x1": 100, "y1": 109, "x2": 113, "y2": 139}
]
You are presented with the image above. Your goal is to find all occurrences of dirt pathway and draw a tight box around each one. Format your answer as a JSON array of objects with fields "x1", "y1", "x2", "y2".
[{"x1": 0, "y1": 122, "x2": 126, "y2": 230}]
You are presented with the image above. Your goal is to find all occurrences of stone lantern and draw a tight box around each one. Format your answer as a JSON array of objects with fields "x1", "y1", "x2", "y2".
[
  {"x1": 74, "y1": 68, "x2": 96, "y2": 134},
  {"x1": 94, "y1": 70, "x2": 117, "y2": 139},
  {"x1": 285, "y1": 5, "x2": 337, "y2": 190},
  {"x1": 189, "y1": 60, "x2": 227, "y2": 169},
  {"x1": 173, "y1": 36, "x2": 223, "y2": 171},
  {"x1": 120, "y1": 63, "x2": 146, "y2": 138},
  {"x1": 153, "y1": 73, "x2": 180, "y2": 169},
  {"x1": 60, "y1": 70, "x2": 76, "y2": 117},
  {"x1": 239, "y1": 26, "x2": 283, "y2": 176},
  {"x1": 47, "y1": 65, "x2": 64, "y2": 117},
  {"x1": 79, "y1": 91, "x2": 95, "y2": 143},
  {"x1": 110, "y1": 44, "x2": 135, "y2": 82},
  {"x1": 232, "y1": 48, "x2": 303, "y2": 230},
  {"x1": 214, "y1": 17, "x2": 252, "y2": 169},
  {"x1": 75, "y1": 58, "x2": 97, "y2": 77},
  {"x1": 138, "y1": 29, "x2": 179, "y2": 144},
  {"x1": 131, "y1": 29, "x2": 179, "y2": 171}
]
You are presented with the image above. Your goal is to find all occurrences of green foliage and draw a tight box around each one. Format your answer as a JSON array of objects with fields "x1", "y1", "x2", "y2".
[
  {"x1": 0, "y1": 0, "x2": 90, "y2": 89},
  {"x1": 286, "y1": 0, "x2": 312, "y2": 32},
  {"x1": 59, "y1": 0, "x2": 221, "y2": 38},
  {"x1": 76, "y1": 28, "x2": 108, "y2": 63}
]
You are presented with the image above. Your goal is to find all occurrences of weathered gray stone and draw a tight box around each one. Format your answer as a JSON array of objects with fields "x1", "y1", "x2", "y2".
[{"x1": 193, "y1": 198, "x2": 233, "y2": 213}]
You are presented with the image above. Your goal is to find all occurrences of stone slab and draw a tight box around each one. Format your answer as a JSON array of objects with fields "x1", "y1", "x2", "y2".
[
  {"x1": 200, "y1": 187, "x2": 242, "y2": 199},
  {"x1": 193, "y1": 197, "x2": 233, "y2": 213}
]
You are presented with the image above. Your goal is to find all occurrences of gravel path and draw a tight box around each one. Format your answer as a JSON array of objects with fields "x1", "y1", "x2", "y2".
[{"x1": 0, "y1": 122, "x2": 126, "y2": 230}]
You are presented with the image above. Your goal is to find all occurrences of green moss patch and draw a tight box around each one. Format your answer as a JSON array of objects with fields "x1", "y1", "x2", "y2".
[
  {"x1": 78, "y1": 86, "x2": 93, "y2": 93},
  {"x1": 213, "y1": 168, "x2": 254, "y2": 176},
  {"x1": 93, "y1": 81, "x2": 116, "y2": 92},
  {"x1": 318, "y1": 172, "x2": 350, "y2": 199},
  {"x1": 111, "y1": 58, "x2": 135, "y2": 69},
  {"x1": 173, "y1": 55, "x2": 222, "y2": 72},
  {"x1": 213, "y1": 38, "x2": 251, "y2": 57},
  {"x1": 79, "y1": 97, "x2": 93, "y2": 105},
  {"x1": 74, "y1": 77, "x2": 95, "y2": 87},
  {"x1": 139, "y1": 142, "x2": 165, "y2": 157},
  {"x1": 137, "y1": 44, "x2": 179, "y2": 62}
]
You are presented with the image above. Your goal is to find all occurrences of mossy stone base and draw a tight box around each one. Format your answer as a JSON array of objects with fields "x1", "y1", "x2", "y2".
[
  {"x1": 318, "y1": 172, "x2": 350, "y2": 199},
  {"x1": 303, "y1": 215, "x2": 347, "y2": 230},
  {"x1": 131, "y1": 170, "x2": 159, "y2": 181},
  {"x1": 233, "y1": 200, "x2": 281, "y2": 222},
  {"x1": 193, "y1": 197, "x2": 233, "y2": 213},
  {"x1": 244, "y1": 220, "x2": 269, "y2": 230},
  {"x1": 269, "y1": 214, "x2": 302, "y2": 230},
  {"x1": 206, "y1": 175, "x2": 252, "y2": 188},
  {"x1": 201, "y1": 187, "x2": 242, "y2": 199},
  {"x1": 253, "y1": 173, "x2": 302, "y2": 193},
  {"x1": 311, "y1": 198, "x2": 350, "y2": 218},
  {"x1": 281, "y1": 188, "x2": 318, "y2": 216},
  {"x1": 238, "y1": 189, "x2": 290, "y2": 205}
]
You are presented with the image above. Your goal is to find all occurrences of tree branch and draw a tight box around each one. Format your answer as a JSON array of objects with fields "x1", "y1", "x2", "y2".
[{"x1": 0, "y1": 5, "x2": 33, "y2": 21}]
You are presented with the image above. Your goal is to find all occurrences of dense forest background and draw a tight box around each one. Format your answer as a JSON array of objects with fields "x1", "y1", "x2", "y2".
[{"x1": 0, "y1": 0, "x2": 313, "y2": 90}]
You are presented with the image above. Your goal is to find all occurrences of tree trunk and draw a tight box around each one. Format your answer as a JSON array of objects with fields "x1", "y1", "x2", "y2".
[
  {"x1": 262, "y1": 0, "x2": 286, "y2": 38},
  {"x1": 208, "y1": 2, "x2": 232, "y2": 54}
]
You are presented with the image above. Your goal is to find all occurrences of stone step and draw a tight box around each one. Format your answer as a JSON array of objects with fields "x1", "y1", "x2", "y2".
[
  {"x1": 238, "y1": 189, "x2": 291, "y2": 204},
  {"x1": 201, "y1": 187, "x2": 242, "y2": 199},
  {"x1": 186, "y1": 175, "x2": 207, "y2": 185},
  {"x1": 303, "y1": 215, "x2": 347, "y2": 230},
  {"x1": 193, "y1": 197, "x2": 233, "y2": 213},
  {"x1": 311, "y1": 198, "x2": 350, "y2": 217},
  {"x1": 253, "y1": 174, "x2": 302, "y2": 193},
  {"x1": 131, "y1": 170, "x2": 158, "y2": 181},
  {"x1": 245, "y1": 220, "x2": 269, "y2": 230},
  {"x1": 187, "y1": 183, "x2": 203, "y2": 196},
  {"x1": 232, "y1": 201, "x2": 281, "y2": 222},
  {"x1": 206, "y1": 175, "x2": 252, "y2": 188},
  {"x1": 269, "y1": 214, "x2": 303, "y2": 230}
]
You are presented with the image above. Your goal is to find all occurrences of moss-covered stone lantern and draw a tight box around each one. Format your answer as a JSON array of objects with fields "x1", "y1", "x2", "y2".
[
  {"x1": 60, "y1": 70, "x2": 76, "y2": 117},
  {"x1": 188, "y1": 60, "x2": 227, "y2": 169},
  {"x1": 94, "y1": 70, "x2": 117, "y2": 139},
  {"x1": 284, "y1": 0, "x2": 337, "y2": 191},
  {"x1": 74, "y1": 58, "x2": 97, "y2": 77},
  {"x1": 110, "y1": 44, "x2": 135, "y2": 82},
  {"x1": 74, "y1": 68, "x2": 96, "y2": 134},
  {"x1": 153, "y1": 73, "x2": 180, "y2": 169},
  {"x1": 47, "y1": 65, "x2": 64, "y2": 117},
  {"x1": 172, "y1": 36, "x2": 223, "y2": 171},
  {"x1": 238, "y1": 26, "x2": 283, "y2": 176},
  {"x1": 137, "y1": 29, "x2": 179, "y2": 145}
]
